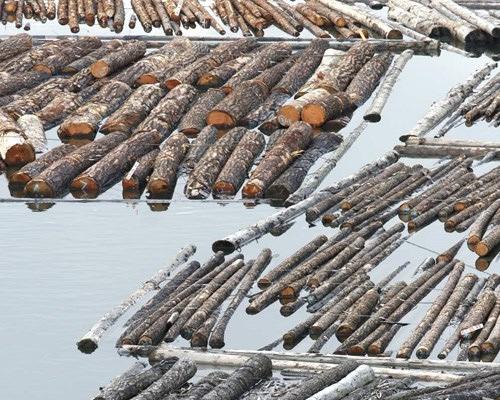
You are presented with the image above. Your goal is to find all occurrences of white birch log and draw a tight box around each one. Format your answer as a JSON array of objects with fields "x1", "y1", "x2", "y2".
[
  {"x1": 77, "y1": 244, "x2": 196, "y2": 354},
  {"x1": 400, "y1": 62, "x2": 497, "y2": 140},
  {"x1": 394, "y1": 144, "x2": 499, "y2": 159},
  {"x1": 212, "y1": 150, "x2": 399, "y2": 254},
  {"x1": 305, "y1": 365, "x2": 376, "y2": 400},
  {"x1": 387, "y1": 5, "x2": 449, "y2": 38},
  {"x1": 433, "y1": 0, "x2": 500, "y2": 38},
  {"x1": 285, "y1": 121, "x2": 368, "y2": 206},
  {"x1": 405, "y1": 136, "x2": 500, "y2": 149},
  {"x1": 16, "y1": 114, "x2": 47, "y2": 153},
  {"x1": 364, "y1": 49, "x2": 413, "y2": 123}
]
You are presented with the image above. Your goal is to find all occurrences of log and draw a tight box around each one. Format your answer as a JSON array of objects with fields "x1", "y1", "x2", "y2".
[
  {"x1": 481, "y1": 303, "x2": 500, "y2": 361},
  {"x1": 114, "y1": 0, "x2": 125, "y2": 32},
  {"x1": 132, "y1": 359, "x2": 197, "y2": 400},
  {"x1": 77, "y1": 244, "x2": 196, "y2": 353},
  {"x1": 242, "y1": 122, "x2": 313, "y2": 199},
  {"x1": 25, "y1": 131, "x2": 128, "y2": 198},
  {"x1": 213, "y1": 130, "x2": 265, "y2": 197},
  {"x1": 9, "y1": 144, "x2": 77, "y2": 187},
  {"x1": 281, "y1": 3, "x2": 331, "y2": 38},
  {"x1": 129, "y1": 14, "x2": 137, "y2": 29},
  {"x1": 184, "y1": 127, "x2": 247, "y2": 199},
  {"x1": 179, "y1": 126, "x2": 217, "y2": 174},
  {"x1": 307, "y1": 1, "x2": 347, "y2": 27},
  {"x1": 132, "y1": 0, "x2": 152, "y2": 32},
  {"x1": 196, "y1": 53, "x2": 255, "y2": 89},
  {"x1": 100, "y1": 84, "x2": 166, "y2": 135},
  {"x1": 164, "y1": 371, "x2": 229, "y2": 400},
  {"x1": 190, "y1": 306, "x2": 221, "y2": 348},
  {"x1": 147, "y1": 132, "x2": 190, "y2": 199},
  {"x1": 209, "y1": 249, "x2": 272, "y2": 349},
  {"x1": 468, "y1": 293, "x2": 500, "y2": 361},
  {"x1": 61, "y1": 40, "x2": 123, "y2": 73},
  {"x1": 201, "y1": 355, "x2": 272, "y2": 400},
  {"x1": 306, "y1": 365, "x2": 376, "y2": 400},
  {"x1": 177, "y1": 89, "x2": 226, "y2": 136},
  {"x1": 476, "y1": 225, "x2": 500, "y2": 256},
  {"x1": 265, "y1": 132, "x2": 342, "y2": 200},
  {"x1": 0, "y1": 71, "x2": 50, "y2": 98},
  {"x1": 458, "y1": 289, "x2": 497, "y2": 340},
  {"x1": 242, "y1": 92, "x2": 290, "y2": 129},
  {"x1": 70, "y1": 130, "x2": 164, "y2": 199},
  {"x1": 93, "y1": 362, "x2": 147, "y2": 400},
  {"x1": 364, "y1": 49, "x2": 413, "y2": 122},
  {"x1": 58, "y1": 80, "x2": 132, "y2": 142},
  {"x1": 122, "y1": 149, "x2": 160, "y2": 198},
  {"x1": 0, "y1": 110, "x2": 34, "y2": 167},
  {"x1": 0, "y1": 33, "x2": 31, "y2": 62},
  {"x1": 90, "y1": 40, "x2": 147, "y2": 79}
]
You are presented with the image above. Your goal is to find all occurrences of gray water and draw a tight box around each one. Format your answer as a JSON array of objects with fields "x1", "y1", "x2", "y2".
[{"x1": 0, "y1": 20, "x2": 499, "y2": 400}]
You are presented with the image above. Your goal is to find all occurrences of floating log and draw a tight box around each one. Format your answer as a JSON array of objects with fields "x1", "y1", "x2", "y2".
[
  {"x1": 185, "y1": 127, "x2": 247, "y2": 199},
  {"x1": 458, "y1": 289, "x2": 497, "y2": 340},
  {"x1": 147, "y1": 132, "x2": 190, "y2": 199},
  {"x1": 0, "y1": 69, "x2": 48, "y2": 97},
  {"x1": 0, "y1": 33, "x2": 31, "y2": 62},
  {"x1": 177, "y1": 89, "x2": 226, "y2": 136},
  {"x1": 209, "y1": 249, "x2": 272, "y2": 349},
  {"x1": 164, "y1": 371, "x2": 229, "y2": 400},
  {"x1": 122, "y1": 149, "x2": 159, "y2": 196},
  {"x1": 265, "y1": 132, "x2": 342, "y2": 200},
  {"x1": 70, "y1": 130, "x2": 163, "y2": 199},
  {"x1": 180, "y1": 126, "x2": 217, "y2": 174},
  {"x1": 196, "y1": 53, "x2": 255, "y2": 89},
  {"x1": 242, "y1": 122, "x2": 313, "y2": 199},
  {"x1": 190, "y1": 306, "x2": 221, "y2": 348},
  {"x1": 58, "y1": 81, "x2": 132, "y2": 142},
  {"x1": 213, "y1": 130, "x2": 266, "y2": 197},
  {"x1": 90, "y1": 40, "x2": 147, "y2": 79},
  {"x1": 61, "y1": 40, "x2": 123, "y2": 73},
  {"x1": 481, "y1": 303, "x2": 500, "y2": 362},
  {"x1": 25, "y1": 131, "x2": 128, "y2": 198},
  {"x1": 475, "y1": 225, "x2": 500, "y2": 257},
  {"x1": 0, "y1": 110, "x2": 34, "y2": 167},
  {"x1": 468, "y1": 293, "x2": 500, "y2": 361},
  {"x1": 364, "y1": 49, "x2": 414, "y2": 122}
]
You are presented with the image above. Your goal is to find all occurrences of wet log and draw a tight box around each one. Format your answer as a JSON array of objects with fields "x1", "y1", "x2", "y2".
[
  {"x1": 364, "y1": 49, "x2": 413, "y2": 122},
  {"x1": 185, "y1": 127, "x2": 247, "y2": 199},
  {"x1": 476, "y1": 243, "x2": 500, "y2": 271},
  {"x1": 71, "y1": 130, "x2": 163, "y2": 198},
  {"x1": 458, "y1": 289, "x2": 497, "y2": 340},
  {"x1": 25, "y1": 131, "x2": 128, "y2": 198},
  {"x1": 165, "y1": 38, "x2": 258, "y2": 90},
  {"x1": 209, "y1": 249, "x2": 272, "y2": 349},
  {"x1": 476, "y1": 225, "x2": 500, "y2": 257},
  {"x1": 265, "y1": 132, "x2": 342, "y2": 200},
  {"x1": 281, "y1": 3, "x2": 330, "y2": 38},
  {"x1": 93, "y1": 362, "x2": 147, "y2": 400},
  {"x1": 147, "y1": 132, "x2": 189, "y2": 199},
  {"x1": 129, "y1": 14, "x2": 136, "y2": 28},
  {"x1": 132, "y1": 0, "x2": 152, "y2": 32},
  {"x1": 307, "y1": 1, "x2": 347, "y2": 27},
  {"x1": 190, "y1": 306, "x2": 221, "y2": 348},
  {"x1": 58, "y1": 80, "x2": 132, "y2": 142},
  {"x1": 295, "y1": 3, "x2": 329, "y2": 27},
  {"x1": 249, "y1": 0, "x2": 299, "y2": 36},
  {"x1": 307, "y1": 365, "x2": 376, "y2": 400},
  {"x1": 179, "y1": 126, "x2": 217, "y2": 174},
  {"x1": 397, "y1": 264, "x2": 469, "y2": 359},
  {"x1": 0, "y1": 33, "x2": 31, "y2": 63},
  {"x1": 100, "y1": 84, "x2": 166, "y2": 135},
  {"x1": 280, "y1": 361, "x2": 360, "y2": 400},
  {"x1": 9, "y1": 144, "x2": 77, "y2": 187},
  {"x1": 258, "y1": 235, "x2": 327, "y2": 289},
  {"x1": 90, "y1": 40, "x2": 147, "y2": 79},
  {"x1": 213, "y1": 130, "x2": 265, "y2": 197},
  {"x1": 468, "y1": 293, "x2": 500, "y2": 361},
  {"x1": 122, "y1": 149, "x2": 160, "y2": 198},
  {"x1": 242, "y1": 122, "x2": 313, "y2": 199},
  {"x1": 165, "y1": 371, "x2": 229, "y2": 400},
  {"x1": 178, "y1": 89, "x2": 226, "y2": 136}
]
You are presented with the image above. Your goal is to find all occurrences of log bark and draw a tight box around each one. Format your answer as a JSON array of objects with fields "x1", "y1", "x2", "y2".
[
  {"x1": 476, "y1": 225, "x2": 500, "y2": 256},
  {"x1": 468, "y1": 293, "x2": 500, "y2": 361},
  {"x1": 25, "y1": 131, "x2": 128, "y2": 198},
  {"x1": 93, "y1": 362, "x2": 147, "y2": 400},
  {"x1": 0, "y1": 33, "x2": 31, "y2": 63},
  {"x1": 241, "y1": 92, "x2": 289, "y2": 129},
  {"x1": 132, "y1": 0, "x2": 152, "y2": 32},
  {"x1": 196, "y1": 53, "x2": 255, "y2": 89},
  {"x1": 481, "y1": 304, "x2": 500, "y2": 362},
  {"x1": 0, "y1": 110, "x2": 34, "y2": 167},
  {"x1": 165, "y1": 371, "x2": 229, "y2": 400},
  {"x1": 113, "y1": 0, "x2": 125, "y2": 32},
  {"x1": 266, "y1": 133, "x2": 342, "y2": 200},
  {"x1": 190, "y1": 306, "x2": 221, "y2": 348},
  {"x1": 100, "y1": 84, "x2": 166, "y2": 135},
  {"x1": 58, "y1": 80, "x2": 132, "y2": 142},
  {"x1": 185, "y1": 127, "x2": 247, "y2": 199},
  {"x1": 209, "y1": 249, "x2": 272, "y2": 349},
  {"x1": 122, "y1": 149, "x2": 160, "y2": 197},
  {"x1": 61, "y1": 40, "x2": 123, "y2": 73},
  {"x1": 147, "y1": 132, "x2": 189, "y2": 199},
  {"x1": 70, "y1": 130, "x2": 164, "y2": 198},
  {"x1": 90, "y1": 40, "x2": 147, "y2": 79},
  {"x1": 213, "y1": 130, "x2": 265, "y2": 197},
  {"x1": 0, "y1": 70, "x2": 50, "y2": 98},
  {"x1": 242, "y1": 122, "x2": 313, "y2": 199},
  {"x1": 179, "y1": 125, "x2": 217, "y2": 174},
  {"x1": 178, "y1": 89, "x2": 226, "y2": 136},
  {"x1": 458, "y1": 289, "x2": 497, "y2": 340}
]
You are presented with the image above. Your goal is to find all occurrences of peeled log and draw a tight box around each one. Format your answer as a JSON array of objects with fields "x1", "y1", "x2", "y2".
[
  {"x1": 122, "y1": 149, "x2": 160, "y2": 196},
  {"x1": 213, "y1": 130, "x2": 266, "y2": 197},
  {"x1": 185, "y1": 127, "x2": 247, "y2": 200},
  {"x1": 90, "y1": 40, "x2": 147, "y2": 79},
  {"x1": 178, "y1": 89, "x2": 226, "y2": 136},
  {"x1": 70, "y1": 130, "x2": 164, "y2": 199},
  {"x1": 25, "y1": 132, "x2": 128, "y2": 198},
  {"x1": 266, "y1": 132, "x2": 342, "y2": 200},
  {"x1": 147, "y1": 132, "x2": 190, "y2": 199},
  {"x1": 100, "y1": 84, "x2": 166, "y2": 135}
]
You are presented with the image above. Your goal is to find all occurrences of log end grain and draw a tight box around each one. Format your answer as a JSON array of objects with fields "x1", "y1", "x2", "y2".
[
  {"x1": 301, "y1": 103, "x2": 327, "y2": 128},
  {"x1": 147, "y1": 178, "x2": 175, "y2": 199},
  {"x1": 136, "y1": 74, "x2": 159, "y2": 85},
  {"x1": 277, "y1": 105, "x2": 301, "y2": 127},
  {"x1": 70, "y1": 176, "x2": 99, "y2": 199},
  {"x1": 77, "y1": 338, "x2": 98, "y2": 354},
  {"x1": 212, "y1": 240, "x2": 236, "y2": 255},
  {"x1": 9, "y1": 171, "x2": 33, "y2": 186},
  {"x1": 90, "y1": 61, "x2": 111, "y2": 79},
  {"x1": 387, "y1": 30, "x2": 403, "y2": 40},
  {"x1": 475, "y1": 242, "x2": 490, "y2": 257},
  {"x1": 32, "y1": 64, "x2": 53, "y2": 75},
  {"x1": 257, "y1": 278, "x2": 271, "y2": 290},
  {"x1": 242, "y1": 182, "x2": 263, "y2": 199},
  {"x1": 467, "y1": 236, "x2": 480, "y2": 252},
  {"x1": 415, "y1": 347, "x2": 430, "y2": 359},
  {"x1": 475, "y1": 257, "x2": 491, "y2": 271},
  {"x1": 213, "y1": 181, "x2": 237, "y2": 197},
  {"x1": 363, "y1": 113, "x2": 381, "y2": 123},
  {"x1": 206, "y1": 111, "x2": 236, "y2": 129},
  {"x1": 58, "y1": 123, "x2": 97, "y2": 142},
  {"x1": 5, "y1": 144, "x2": 36, "y2": 167},
  {"x1": 25, "y1": 179, "x2": 55, "y2": 198},
  {"x1": 165, "y1": 79, "x2": 182, "y2": 90},
  {"x1": 347, "y1": 345, "x2": 366, "y2": 356}
]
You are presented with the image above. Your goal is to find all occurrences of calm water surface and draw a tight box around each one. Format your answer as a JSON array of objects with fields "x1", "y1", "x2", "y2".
[{"x1": 0, "y1": 22, "x2": 498, "y2": 400}]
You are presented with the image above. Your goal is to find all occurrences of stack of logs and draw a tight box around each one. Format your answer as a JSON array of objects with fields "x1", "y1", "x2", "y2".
[{"x1": 0, "y1": 0, "x2": 57, "y2": 30}]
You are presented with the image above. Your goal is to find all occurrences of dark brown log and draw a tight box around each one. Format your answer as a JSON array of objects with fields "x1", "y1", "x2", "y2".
[
  {"x1": 90, "y1": 40, "x2": 147, "y2": 79},
  {"x1": 23, "y1": 22, "x2": 30, "y2": 30},
  {"x1": 58, "y1": 80, "x2": 132, "y2": 142},
  {"x1": 201, "y1": 355, "x2": 272, "y2": 400},
  {"x1": 196, "y1": 53, "x2": 255, "y2": 89},
  {"x1": 476, "y1": 244, "x2": 500, "y2": 271},
  {"x1": 62, "y1": 40, "x2": 123, "y2": 73},
  {"x1": 0, "y1": 110, "x2": 34, "y2": 168},
  {"x1": 213, "y1": 130, "x2": 265, "y2": 197},
  {"x1": 180, "y1": 125, "x2": 217, "y2": 174},
  {"x1": 0, "y1": 33, "x2": 31, "y2": 63},
  {"x1": 258, "y1": 235, "x2": 328, "y2": 289},
  {"x1": 190, "y1": 306, "x2": 221, "y2": 348},
  {"x1": 185, "y1": 127, "x2": 247, "y2": 200},
  {"x1": 209, "y1": 249, "x2": 272, "y2": 349},
  {"x1": 165, "y1": 371, "x2": 229, "y2": 400},
  {"x1": 178, "y1": 89, "x2": 226, "y2": 136},
  {"x1": 70, "y1": 130, "x2": 163, "y2": 198},
  {"x1": 265, "y1": 132, "x2": 342, "y2": 200},
  {"x1": 9, "y1": 144, "x2": 77, "y2": 187},
  {"x1": 251, "y1": 0, "x2": 299, "y2": 36},
  {"x1": 242, "y1": 121, "x2": 313, "y2": 199},
  {"x1": 83, "y1": 0, "x2": 94, "y2": 25},
  {"x1": 295, "y1": 3, "x2": 329, "y2": 27},
  {"x1": 165, "y1": 38, "x2": 258, "y2": 90},
  {"x1": 131, "y1": 0, "x2": 151, "y2": 32},
  {"x1": 25, "y1": 131, "x2": 128, "y2": 198},
  {"x1": 466, "y1": 193, "x2": 500, "y2": 251},
  {"x1": 146, "y1": 132, "x2": 189, "y2": 199},
  {"x1": 476, "y1": 225, "x2": 500, "y2": 257},
  {"x1": 122, "y1": 149, "x2": 160, "y2": 197},
  {"x1": 100, "y1": 84, "x2": 166, "y2": 135},
  {"x1": 481, "y1": 303, "x2": 500, "y2": 362}
]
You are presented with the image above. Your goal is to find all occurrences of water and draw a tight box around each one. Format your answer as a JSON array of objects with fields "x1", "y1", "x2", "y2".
[{"x1": 0, "y1": 20, "x2": 499, "y2": 400}]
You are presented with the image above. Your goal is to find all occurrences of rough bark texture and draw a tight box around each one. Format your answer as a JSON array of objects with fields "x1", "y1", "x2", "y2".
[
  {"x1": 90, "y1": 40, "x2": 147, "y2": 79},
  {"x1": 242, "y1": 91, "x2": 289, "y2": 129},
  {"x1": 0, "y1": 33, "x2": 32, "y2": 62},
  {"x1": 196, "y1": 53, "x2": 255, "y2": 89},
  {"x1": 178, "y1": 89, "x2": 226, "y2": 136},
  {"x1": 0, "y1": 70, "x2": 50, "y2": 97},
  {"x1": 180, "y1": 125, "x2": 217, "y2": 174},
  {"x1": 165, "y1": 372, "x2": 229, "y2": 400},
  {"x1": 122, "y1": 149, "x2": 159, "y2": 196}
]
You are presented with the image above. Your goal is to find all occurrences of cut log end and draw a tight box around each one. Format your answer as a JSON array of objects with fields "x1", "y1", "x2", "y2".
[
  {"x1": 257, "y1": 278, "x2": 271, "y2": 290},
  {"x1": 387, "y1": 30, "x2": 403, "y2": 40},
  {"x1": 25, "y1": 179, "x2": 55, "y2": 198},
  {"x1": 347, "y1": 345, "x2": 366, "y2": 356},
  {"x1": 206, "y1": 111, "x2": 236, "y2": 129},
  {"x1": 9, "y1": 171, "x2": 33, "y2": 186},
  {"x1": 5, "y1": 144, "x2": 36, "y2": 167},
  {"x1": 179, "y1": 127, "x2": 201, "y2": 137},
  {"x1": 148, "y1": 179, "x2": 174, "y2": 199},
  {"x1": 60, "y1": 123, "x2": 96, "y2": 140},
  {"x1": 213, "y1": 181, "x2": 237, "y2": 197},
  {"x1": 122, "y1": 178, "x2": 139, "y2": 192},
  {"x1": 367, "y1": 343, "x2": 382, "y2": 355},
  {"x1": 32, "y1": 64, "x2": 53, "y2": 75},
  {"x1": 301, "y1": 103, "x2": 327, "y2": 128},
  {"x1": 309, "y1": 326, "x2": 322, "y2": 339},
  {"x1": 212, "y1": 240, "x2": 236, "y2": 255},
  {"x1": 278, "y1": 105, "x2": 301, "y2": 126},
  {"x1": 475, "y1": 242, "x2": 490, "y2": 257},
  {"x1": 70, "y1": 176, "x2": 99, "y2": 198},
  {"x1": 136, "y1": 74, "x2": 159, "y2": 85},
  {"x1": 165, "y1": 79, "x2": 182, "y2": 90},
  {"x1": 77, "y1": 338, "x2": 98, "y2": 354},
  {"x1": 475, "y1": 257, "x2": 490, "y2": 271},
  {"x1": 90, "y1": 61, "x2": 111, "y2": 78},
  {"x1": 467, "y1": 236, "x2": 480, "y2": 252},
  {"x1": 416, "y1": 347, "x2": 430, "y2": 359},
  {"x1": 197, "y1": 75, "x2": 222, "y2": 89},
  {"x1": 308, "y1": 277, "x2": 320, "y2": 289},
  {"x1": 364, "y1": 113, "x2": 381, "y2": 123},
  {"x1": 208, "y1": 337, "x2": 224, "y2": 349},
  {"x1": 242, "y1": 183, "x2": 263, "y2": 199}
]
